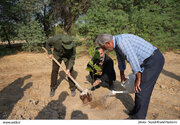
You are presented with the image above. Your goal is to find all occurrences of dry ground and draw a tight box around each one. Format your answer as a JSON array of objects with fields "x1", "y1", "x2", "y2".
[{"x1": 0, "y1": 50, "x2": 180, "y2": 120}]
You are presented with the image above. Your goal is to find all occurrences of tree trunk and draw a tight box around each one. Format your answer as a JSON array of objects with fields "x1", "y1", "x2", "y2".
[
  {"x1": 64, "y1": 16, "x2": 75, "y2": 33},
  {"x1": 2, "y1": 27, "x2": 11, "y2": 48}
]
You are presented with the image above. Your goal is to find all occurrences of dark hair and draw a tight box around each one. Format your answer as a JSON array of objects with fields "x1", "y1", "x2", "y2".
[{"x1": 95, "y1": 47, "x2": 103, "y2": 51}]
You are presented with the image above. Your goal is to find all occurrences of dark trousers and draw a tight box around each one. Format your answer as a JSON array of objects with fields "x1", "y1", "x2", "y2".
[
  {"x1": 131, "y1": 49, "x2": 165, "y2": 119},
  {"x1": 89, "y1": 72, "x2": 113, "y2": 87},
  {"x1": 51, "y1": 59, "x2": 76, "y2": 91}
]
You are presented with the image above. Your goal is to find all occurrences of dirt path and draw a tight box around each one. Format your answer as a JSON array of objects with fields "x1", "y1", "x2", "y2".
[{"x1": 0, "y1": 51, "x2": 180, "y2": 120}]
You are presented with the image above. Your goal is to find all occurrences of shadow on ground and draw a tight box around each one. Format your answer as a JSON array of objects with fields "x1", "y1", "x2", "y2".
[
  {"x1": 162, "y1": 69, "x2": 180, "y2": 82},
  {"x1": 113, "y1": 81, "x2": 134, "y2": 111},
  {"x1": 57, "y1": 70, "x2": 78, "y2": 88},
  {"x1": 35, "y1": 91, "x2": 69, "y2": 119},
  {"x1": 71, "y1": 110, "x2": 88, "y2": 119},
  {"x1": 0, "y1": 75, "x2": 32, "y2": 119}
]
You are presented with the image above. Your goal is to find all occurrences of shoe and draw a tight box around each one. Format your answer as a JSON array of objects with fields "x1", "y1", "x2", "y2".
[
  {"x1": 127, "y1": 110, "x2": 134, "y2": 116},
  {"x1": 50, "y1": 88, "x2": 55, "y2": 97},
  {"x1": 123, "y1": 110, "x2": 133, "y2": 116},
  {"x1": 71, "y1": 90, "x2": 76, "y2": 97},
  {"x1": 90, "y1": 85, "x2": 100, "y2": 91},
  {"x1": 90, "y1": 86, "x2": 95, "y2": 91},
  {"x1": 95, "y1": 85, "x2": 100, "y2": 89},
  {"x1": 126, "y1": 116, "x2": 132, "y2": 119}
]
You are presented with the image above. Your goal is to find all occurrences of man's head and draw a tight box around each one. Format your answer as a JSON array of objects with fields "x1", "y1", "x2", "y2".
[
  {"x1": 95, "y1": 47, "x2": 104, "y2": 60},
  {"x1": 95, "y1": 34, "x2": 114, "y2": 51},
  {"x1": 61, "y1": 34, "x2": 74, "y2": 49}
]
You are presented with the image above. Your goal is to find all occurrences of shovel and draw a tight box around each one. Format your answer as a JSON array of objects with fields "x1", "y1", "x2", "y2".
[
  {"x1": 107, "y1": 90, "x2": 129, "y2": 96},
  {"x1": 42, "y1": 47, "x2": 92, "y2": 103}
]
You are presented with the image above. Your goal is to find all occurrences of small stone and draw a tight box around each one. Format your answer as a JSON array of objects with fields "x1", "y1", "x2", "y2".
[
  {"x1": 35, "y1": 100, "x2": 39, "y2": 105},
  {"x1": 159, "y1": 85, "x2": 165, "y2": 89}
]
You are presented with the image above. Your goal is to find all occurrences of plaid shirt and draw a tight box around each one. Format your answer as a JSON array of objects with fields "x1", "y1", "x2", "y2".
[{"x1": 113, "y1": 34, "x2": 157, "y2": 74}]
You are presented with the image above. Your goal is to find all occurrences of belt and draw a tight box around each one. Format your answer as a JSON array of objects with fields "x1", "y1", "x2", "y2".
[{"x1": 143, "y1": 49, "x2": 159, "y2": 63}]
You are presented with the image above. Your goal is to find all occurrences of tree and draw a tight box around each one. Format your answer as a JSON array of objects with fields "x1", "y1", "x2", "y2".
[
  {"x1": 78, "y1": 0, "x2": 129, "y2": 40},
  {"x1": 51, "y1": 0, "x2": 91, "y2": 33},
  {"x1": 127, "y1": 0, "x2": 180, "y2": 51},
  {"x1": 16, "y1": 20, "x2": 46, "y2": 52},
  {"x1": 78, "y1": 0, "x2": 180, "y2": 51},
  {"x1": 86, "y1": 49, "x2": 101, "y2": 82},
  {"x1": 0, "y1": 0, "x2": 46, "y2": 51},
  {"x1": 0, "y1": 0, "x2": 20, "y2": 47},
  {"x1": 35, "y1": 0, "x2": 53, "y2": 37}
]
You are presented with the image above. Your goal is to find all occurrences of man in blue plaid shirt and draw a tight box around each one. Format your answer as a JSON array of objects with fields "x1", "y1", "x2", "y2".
[{"x1": 95, "y1": 34, "x2": 165, "y2": 119}]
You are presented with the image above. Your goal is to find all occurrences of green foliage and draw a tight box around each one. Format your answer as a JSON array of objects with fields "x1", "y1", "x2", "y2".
[
  {"x1": 68, "y1": 23, "x2": 79, "y2": 36},
  {"x1": 128, "y1": 0, "x2": 180, "y2": 51},
  {"x1": 1, "y1": 0, "x2": 89, "y2": 52},
  {"x1": 1, "y1": 0, "x2": 179, "y2": 54},
  {"x1": 0, "y1": 0, "x2": 20, "y2": 46},
  {"x1": 51, "y1": 25, "x2": 64, "y2": 36},
  {"x1": 51, "y1": 0, "x2": 90, "y2": 32},
  {"x1": 86, "y1": 49, "x2": 101, "y2": 75},
  {"x1": 78, "y1": 0, "x2": 180, "y2": 52},
  {"x1": 0, "y1": 23, "x2": 17, "y2": 44},
  {"x1": 92, "y1": 49, "x2": 100, "y2": 59},
  {"x1": 78, "y1": 0, "x2": 129, "y2": 39},
  {"x1": 86, "y1": 66, "x2": 94, "y2": 72},
  {"x1": 35, "y1": 0, "x2": 53, "y2": 37},
  {"x1": 93, "y1": 64, "x2": 102, "y2": 72},
  {"x1": 73, "y1": 35, "x2": 87, "y2": 46},
  {"x1": 16, "y1": 21, "x2": 46, "y2": 52},
  {"x1": 0, "y1": 0, "x2": 47, "y2": 50}
]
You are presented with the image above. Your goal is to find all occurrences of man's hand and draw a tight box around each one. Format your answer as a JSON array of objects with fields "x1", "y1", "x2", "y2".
[
  {"x1": 93, "y1": 79, "x2": 101, "y2": 87},
  {"x1": 134, "y1": 72, "x2": 141, "y2": 93},
  {"x1": 48, "y1": 54, "x2": 53, "y2": 59},
  {"x1": 66, "y1": 69, "x2": 70, "y2": 77}
]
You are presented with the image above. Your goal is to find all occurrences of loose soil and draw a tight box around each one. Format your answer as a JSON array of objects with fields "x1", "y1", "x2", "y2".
[{"x1": 0, "y1": 50, "x2": 180, "y2": 120}]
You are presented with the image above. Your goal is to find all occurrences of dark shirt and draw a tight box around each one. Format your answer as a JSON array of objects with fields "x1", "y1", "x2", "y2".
[{"x1": 45, "y1": 34, "x2": 76, "y2": 70}]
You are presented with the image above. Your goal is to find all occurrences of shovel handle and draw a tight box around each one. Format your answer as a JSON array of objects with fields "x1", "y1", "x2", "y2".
[{"x1": 42, "y1": 47, "x2": 84, "y2": 91}]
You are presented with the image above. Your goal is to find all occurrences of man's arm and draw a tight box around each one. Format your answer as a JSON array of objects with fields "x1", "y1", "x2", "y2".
[
  {"x1": 115, "y1": 50, "x2": 127, "y2": 81},
  {"x1": 118, "y1": 40, "x2": 142, "y2": 93},
  {"x1": 93, "y1": 79, "x2": 101, "y2": 86},
  {"x1": 120, "y1": 70, "x2": 127, "y2": 82},
  {"x1": 93, "y1": 56, "x2": 114, "y2": 86},
  {"x1": 119, "y1": 39, "x2": 142, "y2": 74}
]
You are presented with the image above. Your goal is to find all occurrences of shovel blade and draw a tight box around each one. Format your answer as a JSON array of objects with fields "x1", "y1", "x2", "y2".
[{"x1": 80, "y1": 91, "x2": 92, "y2": 104}]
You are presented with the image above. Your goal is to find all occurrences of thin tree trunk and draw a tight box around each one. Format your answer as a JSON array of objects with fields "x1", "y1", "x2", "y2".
[{"x1": 2, "y1": 27, "x2": 11, "y2": 48}]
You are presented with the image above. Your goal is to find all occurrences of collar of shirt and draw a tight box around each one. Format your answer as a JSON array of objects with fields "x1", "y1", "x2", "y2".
[
  {"x1": 99, "y1": 55, "x2": 105, "y2": 68},
  {"x1": 101, "y1": 54, "x2": 105, "y2": 62}
]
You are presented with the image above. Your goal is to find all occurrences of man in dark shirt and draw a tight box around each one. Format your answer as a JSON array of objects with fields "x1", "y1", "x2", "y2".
[
  {"x1": 87, "y1": 47, "x2": 116, "y2": 90},
  {"x1": 45, "y1": 34, "x2": 76, "y2": 97}
]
